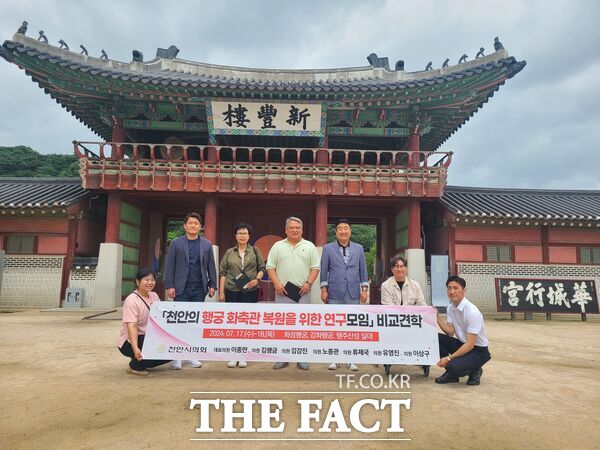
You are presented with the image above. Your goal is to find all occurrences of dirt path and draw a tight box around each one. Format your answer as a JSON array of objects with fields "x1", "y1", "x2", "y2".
[{"x1": 0, "y1": 311, "x2": 599, "y2": 449}]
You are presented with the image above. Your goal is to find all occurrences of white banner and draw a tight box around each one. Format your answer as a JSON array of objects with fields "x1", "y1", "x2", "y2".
[
  {"x1": 208, "y1": 100, "x2": 324, "y2": 137},
  {"x1": 142, "y1": 302, "x2": 440, "y2": 365}
]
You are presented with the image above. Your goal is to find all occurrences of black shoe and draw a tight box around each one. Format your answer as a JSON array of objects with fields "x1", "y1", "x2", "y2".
[
  {"x1": 467, "y1": 368, "x2": 483, "y2": 386},
  {"x1": 435, "y1": 371, "x2": 459, "y2": 384},
  {"x1": 422, "y1": 365, "x2": 430, "y2": 377}
]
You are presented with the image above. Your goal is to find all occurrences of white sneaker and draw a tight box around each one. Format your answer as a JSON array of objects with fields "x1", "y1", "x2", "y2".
[
  {"x1": 171, "y1": 360, "x2": 182, "y2": 370},
  {"x1": 328, "y1": 363, "x2": 338, "y2": 370},
  {"x1": 187, "y1": 360, "x2": 202, "y2": 368},
  {"x1": 227, "y1": 361, "x2": 238, "y2": 368},
  {"x1": 348, "y1": 363, "x2": 359, "y2": 371},
  {"x1": 238, "y1": 361, "x2": 248, "y2": 368}
]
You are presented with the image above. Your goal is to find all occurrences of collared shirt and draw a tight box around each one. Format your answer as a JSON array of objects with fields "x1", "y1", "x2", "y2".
[
  {"x1": 266, "y1": 238, "x2": 320, "y2": 287},
  {"x1": 219, "y1": 246, "x2": 266, "y2": 292},
  {"x1": 337, "y1": 240, "x2": 351, "y2": 265},
  {"x1": 447, "y1": 297, "x2": 489, "y2": 347},
  {"x1": 380, "y1": 276, "x2": 426, "y2": 306}
]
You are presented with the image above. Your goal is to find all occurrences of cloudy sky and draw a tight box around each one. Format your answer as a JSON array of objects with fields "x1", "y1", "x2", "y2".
[{"x1": 0, "y1": 0, "x2": 598, "y2": 189}]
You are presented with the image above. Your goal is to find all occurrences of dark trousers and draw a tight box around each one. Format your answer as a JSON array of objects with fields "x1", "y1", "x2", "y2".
[
  {"x1": 225, "y1": 289, "x2": 259, "y2": 303},
  {"x1": 119, "y1": 334, "x2": 169, "y2": 371},
  {"x1": 438, "y1": 333, "x2": 491, "y2": 377},
  {"x1": 175, "y1": 285, "x2": 205, "y2": 302}
]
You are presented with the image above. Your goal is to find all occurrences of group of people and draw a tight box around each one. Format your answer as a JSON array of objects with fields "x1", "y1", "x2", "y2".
[{"x1": 118, "y1": 212, "x2": 491, "y2": 386}]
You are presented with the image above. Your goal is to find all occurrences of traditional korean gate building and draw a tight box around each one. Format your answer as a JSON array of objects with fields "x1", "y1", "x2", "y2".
[{"x1": 6, "y1": 27, "x2": 594, "y2": 313}]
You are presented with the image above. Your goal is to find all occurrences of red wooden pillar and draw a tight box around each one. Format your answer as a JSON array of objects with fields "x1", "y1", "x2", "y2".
[
  {"x1": 138, "y1": 206, "x2": 150, "y2": 269},
  {"x1": 315, "y1": 196, "x2": 328, "y2": 246},
  {"x1": 204, "y1": 197, "x2": 217, "y2": 243},
  {"x1": 448, "y1": 226, "x2": 457, "y2": 275},
  {"x1": 60, "y1": 217, "x2": 79, "y2": 304},
  {"x1": 105, "y1": 192, "x2": 122, "y2": 243},
  {"x1": 407, "y1": 199, "x2": 421, "y2": 249},
  {"x1": 541, "y1": 225, "x2": 550, "y2": 264},
  {"x1": 111, "y1": 119, "x2": 126, "y2": 159},
  {"x1": 407, "y1": 127, "x2": 420, "y2": 168}
]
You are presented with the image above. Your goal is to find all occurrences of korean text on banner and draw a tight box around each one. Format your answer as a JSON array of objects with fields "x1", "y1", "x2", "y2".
[{"x1": 142, "y1": 302, "x2": 440, "y2": 365}]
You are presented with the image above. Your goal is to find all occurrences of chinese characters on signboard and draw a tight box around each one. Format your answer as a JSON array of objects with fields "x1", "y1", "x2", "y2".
[
  {"x1": 207, "y1": 100, "x2": 326, "y2": 142},
  {"x1": 496, "y1": 278, "x2": 599, "y2": 314}
]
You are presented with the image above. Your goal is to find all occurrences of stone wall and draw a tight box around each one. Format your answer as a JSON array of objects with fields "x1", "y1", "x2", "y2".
[
  {"x1": 68, "y1": 268, "x2": 97, "y2": 308},
  {"x1": 0, "y1": 256, "x2": 63, "y2": 308}
]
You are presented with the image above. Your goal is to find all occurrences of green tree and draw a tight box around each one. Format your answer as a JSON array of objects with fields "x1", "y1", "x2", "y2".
[
  {"x1": 365, "y1": 244, "x2": 377, "y2": 280},
  {"x1": 0, "y1": 146, "x2": 79, "y2": 177}
]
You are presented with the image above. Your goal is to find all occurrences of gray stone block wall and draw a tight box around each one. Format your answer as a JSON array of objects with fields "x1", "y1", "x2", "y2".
[
  {"x1": 68, "y1": 268, "x2": 97, "y2": 308},
  {"x1": 0, "y1": 256, "x2": 63, "y2": 308},
  {"x1": 458, "y1": 263, "x2": 600, "y2": 314}
]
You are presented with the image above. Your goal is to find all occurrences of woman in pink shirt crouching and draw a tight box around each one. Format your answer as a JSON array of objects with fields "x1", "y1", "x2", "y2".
[{"x1": 118, "y1": 268, "x2": 168, "y2": 376}]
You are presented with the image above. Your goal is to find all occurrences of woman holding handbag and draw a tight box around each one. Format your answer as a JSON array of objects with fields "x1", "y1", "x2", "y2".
[
  {"x1": 218, "y1": 223, "x2": 266, "y2": 368},
  {"x1": 117, "y1": 268, "x2": 168, "y2": 376}
]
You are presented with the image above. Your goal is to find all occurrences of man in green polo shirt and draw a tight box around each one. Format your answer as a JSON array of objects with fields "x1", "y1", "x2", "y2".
[{"x1": 266, "y1": 216, "x2": 320, "y2": 370}]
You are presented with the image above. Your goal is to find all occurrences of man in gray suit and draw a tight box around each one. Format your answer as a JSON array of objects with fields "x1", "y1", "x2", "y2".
[
  {"x1": 165, "y1": 212, "x2": 217, "y2": 369},
  {"x1": 320, "y1": 219, "x2": 369, "y2": 371}
]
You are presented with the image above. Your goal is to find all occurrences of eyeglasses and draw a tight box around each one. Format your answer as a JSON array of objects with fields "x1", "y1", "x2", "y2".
[
  {"x1": 393, "y1": 264, "x2": 406, "y2": 269},
  {"x1": 236, "y1": 232, "x2": 249, "y2": 235}
]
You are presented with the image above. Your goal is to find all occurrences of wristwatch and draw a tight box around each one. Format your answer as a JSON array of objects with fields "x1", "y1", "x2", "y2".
[{"x1": 446, "y1": 355, "x2": 452, "y2": 361}]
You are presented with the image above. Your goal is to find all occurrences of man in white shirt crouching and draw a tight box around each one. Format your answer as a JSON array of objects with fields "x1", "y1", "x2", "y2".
[{"x1": 435, "y1": 275, "x2": 491, "y2": 386}]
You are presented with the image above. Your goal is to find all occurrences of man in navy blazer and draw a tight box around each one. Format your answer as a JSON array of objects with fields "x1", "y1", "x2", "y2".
[
  {"x1": 320, "y1": 219, "x2": 369, "y2": 371},
  {"x1": 165, "y1": 212, "x2": 217, "y2": 302},
  {"x1": 165, "y1": 212, "x2": 217, "y2": 370}
]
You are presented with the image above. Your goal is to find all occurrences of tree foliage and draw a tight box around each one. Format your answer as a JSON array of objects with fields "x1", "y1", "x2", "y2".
[{"x1": 0, "y1": 146, "x2": 79, "y2": 177}]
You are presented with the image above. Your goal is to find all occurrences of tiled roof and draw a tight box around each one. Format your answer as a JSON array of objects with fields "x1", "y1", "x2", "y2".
[
  {"x1": 0, "y1": 178, "x2": 88, "y2": 209},
  {"x1": 440, "y1": 186, "x2": 600, "y2": 221},
  {"x1": 1, "y1": 35, "x2": 526, "y2": 92}
]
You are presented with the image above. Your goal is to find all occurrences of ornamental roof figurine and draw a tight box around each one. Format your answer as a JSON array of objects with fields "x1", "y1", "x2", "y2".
[
  {"x1": 58, "y1": 39, "x2": 68, "y2": 50},
  {"x1": 0, "y1": 30, "x2": 526, "y2": 149},
  {"x1": 367, "y1": 52, "x2": 389, "y2": 70},
  {"x1": 132, "y1": 50, "x2": 143, "y2": 62},
  {"x1": 425, "y1": 61, "x2": 433, "y2": 70},
  {"x1": 100, "y1": 49, "x2": 108, "y2": 60},
  {"x1": 476, "y1": 47, "x2": 485, "y2": 58},
  {"x1": 156, "y1": 45, "x2": 179, "y2": 59},
  {"x1": 494, "y1": 37, "x2": 505, "y2": 51},
  {"x1": 17, "y1": 21, "x2": 28, "y2": 35},
  {"x1": 80, "y1": 45, "x2": 88, "y2": 56},
  {"x1": 458, "y1": 53, "x2": 468, "y2": 64},
  {"x1": 442, "y1": 58, "x2": 450, "y2": 68},
  {"x1": 38, "y1": 30, "x2": 48, "y2": 43}
]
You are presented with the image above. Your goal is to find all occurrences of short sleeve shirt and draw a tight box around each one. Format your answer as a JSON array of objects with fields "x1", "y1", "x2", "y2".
[
  {"x1": 118, "y1": 291, "x2": 160, "y2": 348},
  {"x1": 446, "y1": 297, "x2": 489, "y2": 347},
  {"x1": 266, "y1": 238, "x2": 320, "y2": 287}
]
